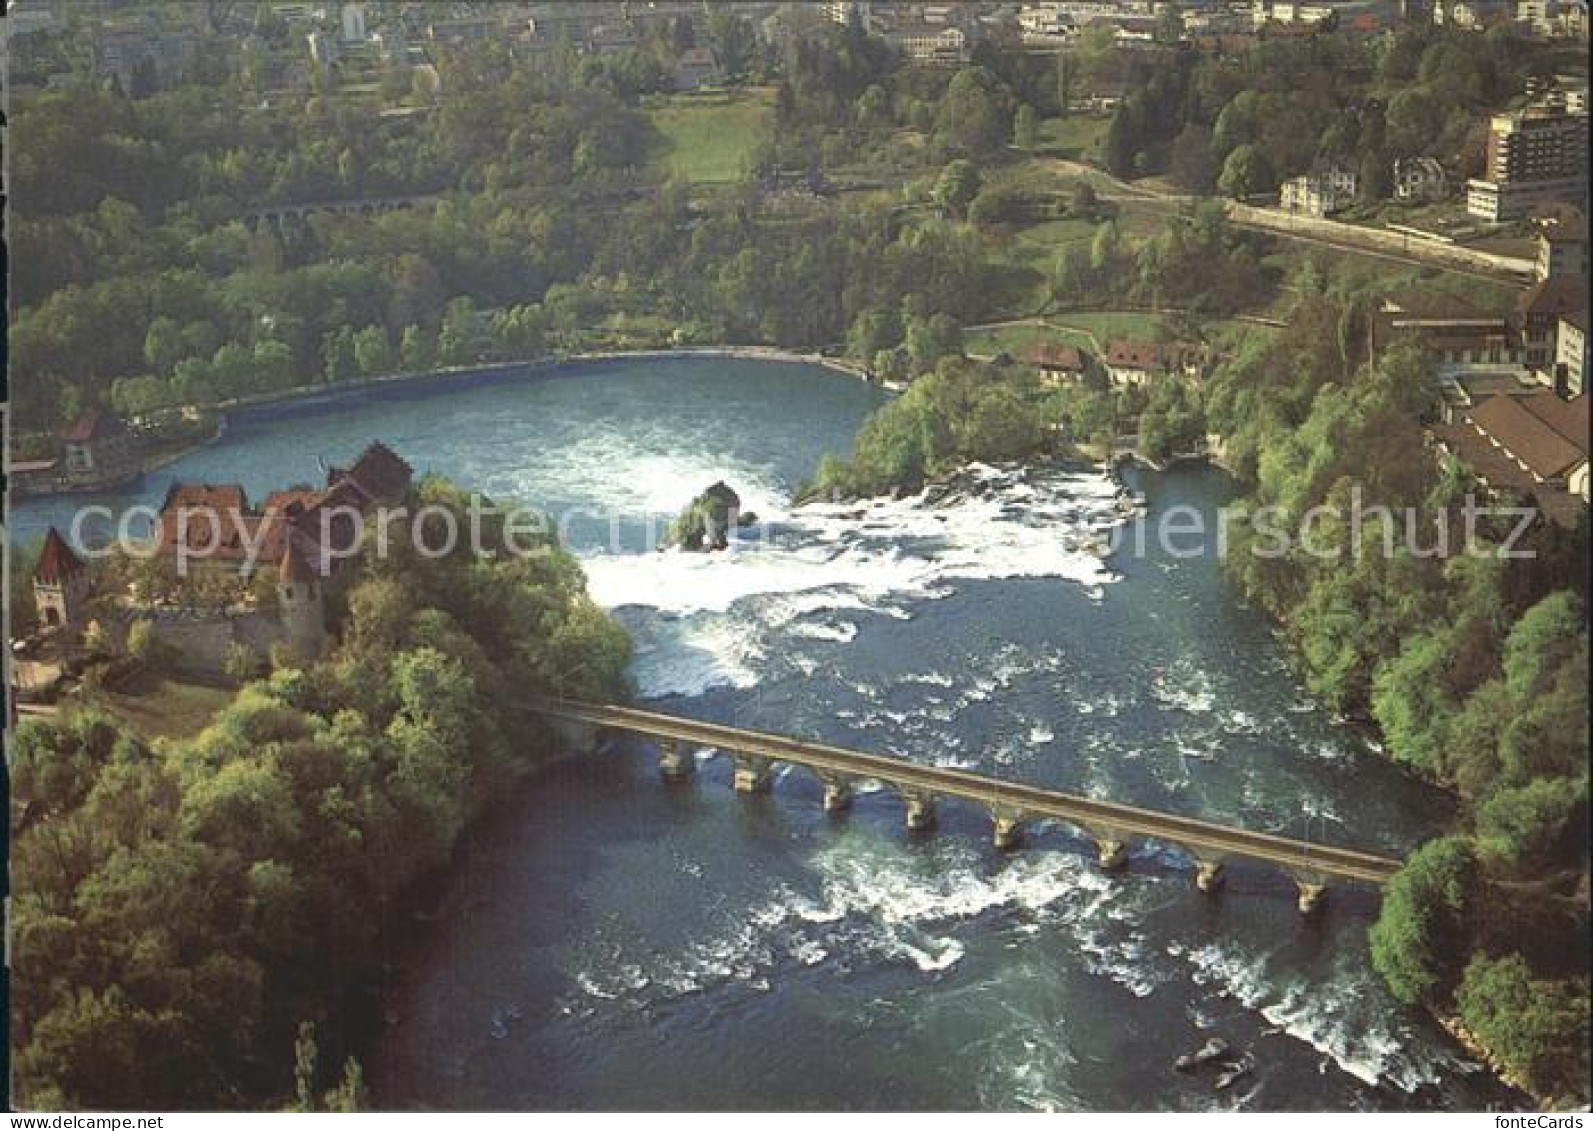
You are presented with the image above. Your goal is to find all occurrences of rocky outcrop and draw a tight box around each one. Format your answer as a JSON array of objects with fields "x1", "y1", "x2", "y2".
[{"x1": 668, "y1": 481, "x2": 752, "y2": 551}]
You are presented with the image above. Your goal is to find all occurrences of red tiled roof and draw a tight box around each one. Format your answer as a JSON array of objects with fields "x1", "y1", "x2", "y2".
[
  {"x1": 1018, "y1": 342, "x2": 1087, "y2": 370},
  {"x1": 161, "y1": 482, "x2": 248, "y2": 513},
  {"x1": 34, "y1": 527, "x2": 85, "y2": 584},
  {"x1": 1518, "y1": 392, "x2": 1590, "y2": 453},
  {"x1": 1517, "y1": 276, "x2": 1589, "y2": 322},
  {"x1": 261, "y1": 488, "x2": 323, "y2": 517},
  {"x1": 64, "y1": 407, "x2": 130, "y2": 443},
  {"x1": 157, "y1": 483, "x2": 289, "y2": 565},
  {"x1": 1105, "y1": 339, "x2": 1196, "y2": 372},
  {"x1": 1382, "y1": 289, "x2": 1487, "y2": 319},
  {"x1": 327, "y1": 441, "x2": 412, "y2": 504},
  {"x1": 1433, "y1": 423, "x2": 1585, "y2": 527},
  {"x1": 1470, "y1": 394, "x2": 1587, "y2": 479},
  {"x1": 152, "y1": 445, "x2": 411, "y2": 571}
]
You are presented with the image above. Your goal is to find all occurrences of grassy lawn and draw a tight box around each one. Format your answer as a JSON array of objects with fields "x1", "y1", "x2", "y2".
[
  {"x1": 646, "y1": 87, "x2": 774, "y2": 184},
  {"x1": 1263, "y1": 245, "x2": 1522, "y2": 310},
  {"x1": 1032, "y1": 114, "x2": 1111, "y2": 162},
  {"x1": 965, "y1": 322, "x2": 1092, "y2": 358},
  {"x1": 83, "y1": 674, "x2": 237, "y2": 742},
  {"x1": 1002, "y1": 217, "x2": 1096, "y2": 269},
  {"x1": 1049, "y1": 310, "x2": 1172, "y2": 342},
  {"x1": 966, "y1": 310, "x2": 1179, "y2": 359}
]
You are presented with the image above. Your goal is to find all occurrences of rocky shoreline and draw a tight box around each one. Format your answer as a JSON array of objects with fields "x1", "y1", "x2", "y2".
[{"x1": 1434, "y1": 1012, "x2": 1557, "y2": 1112}]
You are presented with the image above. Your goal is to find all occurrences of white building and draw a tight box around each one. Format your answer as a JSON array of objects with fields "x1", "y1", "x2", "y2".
[
  {"x1": 1394, "y1": 156, "x2": 1448, "y2": 202},
  {"x1": 1281, "y1": 165, "x2": 1359, "y2": 216},
  {"x1": 884, "y1": 23, "x2": 968, "y2": 62},
  {"x1": 340, "y1": 2, "x2": 367, "y2": 43}
]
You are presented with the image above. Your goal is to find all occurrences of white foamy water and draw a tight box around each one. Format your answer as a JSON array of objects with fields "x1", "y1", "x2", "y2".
[
  {"x1": 581, "y1": 464, "x2": 1126, "y2": 698},
  {"x1": 565, "y1": 834, "x2": 1168, "y2": 1014},
  {"x1": 1174, "y1": 939, "x2": 1472, "y2": 1093}
]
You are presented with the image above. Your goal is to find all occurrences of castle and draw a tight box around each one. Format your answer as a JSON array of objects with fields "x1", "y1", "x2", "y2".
[{"x1": 31, "y1": 441, "x2": 413, "y2": 673}]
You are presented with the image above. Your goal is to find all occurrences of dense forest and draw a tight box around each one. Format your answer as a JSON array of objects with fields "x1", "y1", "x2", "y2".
[
  {"x1": 9, "y1": 20, "x2": 1022, "y2": 433},
  {"x1": 15, "y1": 17, "x2": 1558, "y2": 433},
  {"x1": 9, "y1": 481, "x2": 632, "y2": 1108},
  {"x1": 8, "y1": 4, "x2": 1588, "y2": 1106}
]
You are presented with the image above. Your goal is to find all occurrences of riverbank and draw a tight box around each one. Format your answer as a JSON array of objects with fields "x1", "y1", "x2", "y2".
[
  {"x1": 129, "y1": 345, "x2": 887, "y2": 475},
  {"x1": 1435, "y1": 1014, "x2": 1550, "y2": 1111}
]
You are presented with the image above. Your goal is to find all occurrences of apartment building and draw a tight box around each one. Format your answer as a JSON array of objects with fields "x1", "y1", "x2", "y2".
[{"x1": 1466, "y1": 106, "x2": 1590, "y2": 221}]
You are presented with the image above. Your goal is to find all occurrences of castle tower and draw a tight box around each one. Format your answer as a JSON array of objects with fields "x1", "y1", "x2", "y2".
[
  {"x1": 32, "y1": 527, "x2": 90, "y2": 634},
  {"x1": 276, "y1": 540, "x2": 327, "y2": 663}
]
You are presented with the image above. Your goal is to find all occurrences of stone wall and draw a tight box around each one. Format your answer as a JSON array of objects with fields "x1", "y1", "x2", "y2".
[
  {"x1": 133, "y1": 611, "x2": 289, "y2": 676},
  {"x1": 1226, "y1": 202, "x2": 1536, "y2": 280}
]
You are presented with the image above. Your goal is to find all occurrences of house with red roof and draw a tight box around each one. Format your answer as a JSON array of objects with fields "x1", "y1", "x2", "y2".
[
  {"x1": 10, "y1": 407, "x2": 145, "y2": 497},
  {"x1": 1431, "y1": 390, "x2": 1590, "y2": 526},
  {"x1": 153, "y1": 440, "x2": 413, "y2": 580},
  {"x1": 1103, "y1": 339, "x2": 1204, "y2": 387},
  {"x1": 1017, "y1": 341, "x2": 1091, "y2": 386}
]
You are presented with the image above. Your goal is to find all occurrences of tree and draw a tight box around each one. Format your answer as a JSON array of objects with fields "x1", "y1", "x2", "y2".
[
  {"x1": 1054, "y1": 51, "x2": 1074, "y2": 114},
  {"x1": 436, "y1": 296, "x2": 479, "y2": 367},
  {"x1": 323, "y1": 327, "x2": 357, "y2": 383},
  {"x1": 847, "y1": 307, "x2": 900, "y2": 363},
  {"x1": 143, "y1": 317, "x2": 185, "y2": 375},
  {"x1": 1052, "y1": 244, "x2": 1091, "y2": 302},
  {"x1": 1456, "y1": 954, "x2": 1591, "y2": 1103},
  {"x1": 1369, "y1": 837, "x2": 1478, "y2": 1005},
  {"x1": 399, "y1": 324, "x2": 434, "y2": 372},
  {"x1": 125, "y1": 620, "x2": 171, "y2": 669},
  {"x1": 1103, "y1": 100, "x2": 1142, "y2": 178},
  {"x1": 352, "y1": 326, "x2": 393, "y2": 377},
  {"x1": 224, "y1": 642, "x2": 267, "y2": 683},
  {"x1": 1168, "y1": 124, "x2": 1218, "y2": 194},
  {"x1": 905, "y1": 313, "x2": 962, "y2": 373},
  {"x1": 1089, "y1": 220, "x2": 1120, "y2": 274},
  {"x1": 935, "y1": 67, "x2": 1009, "y2": 156},
  {"x1": 1477, "y1": 777, "x2": 1588, "y2": 869},
  {"x1": 932, "y1": 159, "x2": 983, "y2": 219},
  {"x1": 1218, "y1": 144, "x2": 1274, "y2": 200},
  {"x1": 1071, "y1": 180, "x2": 1099, "y2": 218},
  {"x1": 704, "y1": 9, "x2": 753, "y2": 78},
  {"x1": 1013, "y1": 104, "x2": 1039, "y2": 150},
  {"x1": 1385, "y1": 88, "x2": 1441, "y2": 158}
]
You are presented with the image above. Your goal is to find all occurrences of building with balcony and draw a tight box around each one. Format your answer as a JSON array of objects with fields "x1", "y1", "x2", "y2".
[{"x1": 1465, "y1": 106, "x2": 1590, "y2": 221}]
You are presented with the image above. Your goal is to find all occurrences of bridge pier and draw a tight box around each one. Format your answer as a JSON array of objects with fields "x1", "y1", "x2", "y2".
[
  {"x1": 732, "y1": 754, "x2": 773, "y2": 794},
  {"x1": 657, "y1": 739, "x2": 694, "y2": 782},
  {"x1": 991, "y1": 809, "x2": 1024, "y2": 851},
  {"x1": 902, "y1": 789, "x2": 936, "y2": 832},
  {"x1": 1295, "y1": 880, "x2": 1327, "y2": 916},
  {"x1": 1195, "y1": 860, "x2": 1226, "y2": 894},
  {"x1": 820, "y1": 773, "x2": 854, "y2": 812}
]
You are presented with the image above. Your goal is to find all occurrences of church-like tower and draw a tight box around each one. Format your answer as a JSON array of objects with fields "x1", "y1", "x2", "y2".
[
  {"x1": 275, "y1": 540, "x2": 327, "y2": 663},
  {"x1": 32, "y1": 527, "x2": 90, "y2": 634}
]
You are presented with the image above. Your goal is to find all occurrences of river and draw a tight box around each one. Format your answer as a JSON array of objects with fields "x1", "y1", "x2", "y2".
[{"x1": 13, "y1": 356, "x2": 1513, "y2": 1111}]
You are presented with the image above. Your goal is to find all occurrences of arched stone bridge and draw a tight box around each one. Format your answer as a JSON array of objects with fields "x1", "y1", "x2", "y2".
[{"x1": 532, "y1": 698, "x2": 1405, "y2": 915}]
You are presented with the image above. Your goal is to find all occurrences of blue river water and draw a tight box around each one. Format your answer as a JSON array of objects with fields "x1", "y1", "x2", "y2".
[{"x1": 12, "y1": 357, "x2": 1513, "y2": 1111}]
